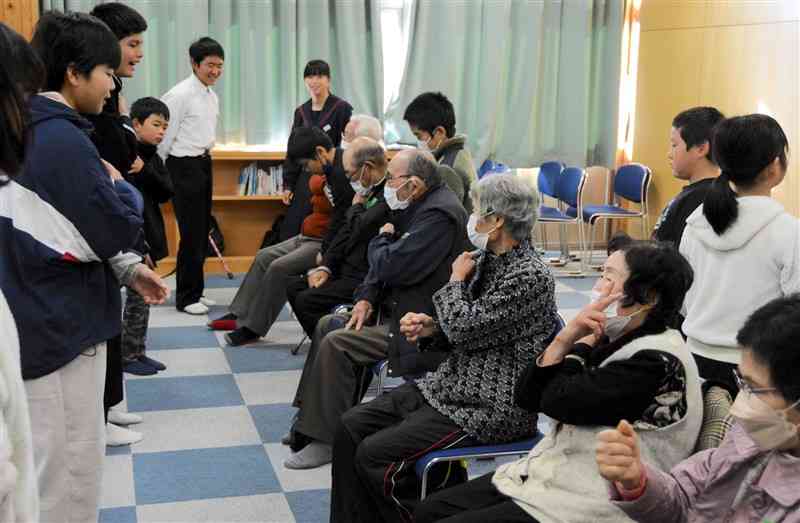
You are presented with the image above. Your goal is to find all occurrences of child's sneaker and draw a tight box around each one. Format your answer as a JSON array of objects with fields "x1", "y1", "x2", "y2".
[
  {"x1": 123, "y1": 359, "x2": 157, "y2": 376},
  {"x1": 138, "y1": 355, "x2": 166, "y2": 371}
]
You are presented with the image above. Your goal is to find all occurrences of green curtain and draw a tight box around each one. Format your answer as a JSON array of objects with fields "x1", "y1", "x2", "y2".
[
  {"x1": 383, "y1": 0, "x2": 623, "y2": 169},
  {"x1": 39, "y1": 0, "x2": 383, "y2": 147}
]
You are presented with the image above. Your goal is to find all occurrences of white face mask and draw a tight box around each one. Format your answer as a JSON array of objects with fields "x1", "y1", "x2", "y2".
[
  {"x1": 384, "y1": 180, "x2": 411, "y2": 210},
  {"x1": 598, "y1": 301, "x2": 650, "y2": 342},
  {"x1": 467, "y1": 213, "x2": 497, "y2": 251},
  {"x1": 341, "y1": 139, "x2": 351, "y2": 150},
  {"x1": 590, "y1": 289, "x2": 617, "y2": 316},
  {"x1": 350, "y1": 180, "x2": 370, "y2": 196},
  {"x1": 730, "y1": 392, "x2": 800, "y2": 451}
]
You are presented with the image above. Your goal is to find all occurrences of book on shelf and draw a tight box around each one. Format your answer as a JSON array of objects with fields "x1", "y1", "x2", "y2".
[{"x1": 237, "y1": 161, "x2": 284, "y2": 196}]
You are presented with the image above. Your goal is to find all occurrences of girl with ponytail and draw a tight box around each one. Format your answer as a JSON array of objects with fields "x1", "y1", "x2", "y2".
[{"x1": 679, "y1": 114, "x2": 799, "y2": 393}]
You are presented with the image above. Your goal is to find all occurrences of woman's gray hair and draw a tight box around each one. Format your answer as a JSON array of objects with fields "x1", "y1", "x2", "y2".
[
  {"x1": 350, "y1": 114, "x2": 384, "y2": 142},
  {"x1": 470, "y1": 173, "x2": 540, "y2": 242}
]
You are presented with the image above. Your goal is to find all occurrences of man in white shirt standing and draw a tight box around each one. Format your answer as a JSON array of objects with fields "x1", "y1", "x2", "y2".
[{"x1": 159, "y1": 37, "x2": 224, "y2": 314}]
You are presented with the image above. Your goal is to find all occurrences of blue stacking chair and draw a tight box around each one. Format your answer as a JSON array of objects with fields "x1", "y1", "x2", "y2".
[
  {"x1": 539, "y1": 167, "x2": 588, "y2": 273},
  {"x1": 415, "y1": 313, "x2": 566, "y2": 499},
  {"x1": 536, "y1": 161, "x2": 565, "y2": 252},
  {"x1": 580, "y1": 163, "x2": 651, "y2": 266}
]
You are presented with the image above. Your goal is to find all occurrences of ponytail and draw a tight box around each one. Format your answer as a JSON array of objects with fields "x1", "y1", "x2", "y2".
[{"x1": 702, "y1": 171, "x2": 738, "y2": 235}]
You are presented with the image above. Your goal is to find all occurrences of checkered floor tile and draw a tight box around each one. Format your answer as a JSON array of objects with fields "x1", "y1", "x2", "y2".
[{"x1": 101, "y1": 254, "x2": 599, "y2": 523}]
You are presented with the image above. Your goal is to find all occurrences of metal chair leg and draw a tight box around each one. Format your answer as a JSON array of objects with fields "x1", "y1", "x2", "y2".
[{"x1": 291, "y1": 334, "x2": 308, "y2": 355}]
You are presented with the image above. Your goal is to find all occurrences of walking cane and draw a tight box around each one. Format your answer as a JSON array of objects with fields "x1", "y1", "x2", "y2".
[{"x1": 208, "y1": 233, "x2": 234, "y2": 279}]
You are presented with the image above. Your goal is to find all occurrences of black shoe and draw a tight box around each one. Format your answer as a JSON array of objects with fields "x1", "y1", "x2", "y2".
[
  {"x1": 123, "y1": 360, "x2": 157, "y2": 376},
  {"x1": 224, "y1": 327, "x2": 260, "y2": 346},
  {"x1": 139, "y1": 355, "x2": 167, "y2": 371}
]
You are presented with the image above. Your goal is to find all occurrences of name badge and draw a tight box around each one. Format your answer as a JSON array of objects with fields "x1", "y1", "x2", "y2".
[{"x1": 323, "y1": 124, "x2": 331, "y2": 132}]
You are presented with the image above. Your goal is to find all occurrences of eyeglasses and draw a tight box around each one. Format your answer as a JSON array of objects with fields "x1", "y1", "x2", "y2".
[
  {"x1": 732, "y1": 368, "x2": 778, "y2": 396},
  {"x1": 385, "y1": 174, "x2": 410, "y2": 183}
]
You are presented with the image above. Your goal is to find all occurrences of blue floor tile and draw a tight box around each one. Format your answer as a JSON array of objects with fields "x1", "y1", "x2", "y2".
[
  {"x1": 556, "y1": 291, "x2": 591, "y2": 309},
  {"x1": 106, "y1": 445, "x2": 132, "y2": 456},
  {"x1": 285, "y1": 489, "x2": 331, "y2": 523},
  {"x1": 248, "y1": 404, "x2": 297, "y2": 443},
  {"x1": 99, "y1": 506, "x2": 137, "y2": 523},
  {"x1": 147, "y1": 326, "x2": 220, "y2": 351},
  {"x1": 133, "y1": 445, "x2": 280, "y2": 505},
  {"x1": 126, "y1": 375, "x2": 243, "y2": 412},
  {"x1": 224, "y1": 346, "x2": 306, "y2": 373},
  {"x1": 559, "y1": 277, "x2": 600, "y2": 292},
  {"x1": 204, "y1": 274, "x2": 245, "y2": 289}
]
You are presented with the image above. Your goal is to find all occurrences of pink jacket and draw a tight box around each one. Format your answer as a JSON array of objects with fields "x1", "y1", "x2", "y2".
[{"x1": 611, "y1": 423, "x2": 800, "y2": 522}]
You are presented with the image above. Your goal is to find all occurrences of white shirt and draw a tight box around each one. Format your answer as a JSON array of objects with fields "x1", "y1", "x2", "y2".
[{"x1": 158, "y1": 74, "x2": 219, "y2": 160}]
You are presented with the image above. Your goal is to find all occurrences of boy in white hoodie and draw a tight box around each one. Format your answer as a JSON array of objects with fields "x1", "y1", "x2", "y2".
[{"x1": 680, "y1": 114, "x2": 800, "y2": 394}]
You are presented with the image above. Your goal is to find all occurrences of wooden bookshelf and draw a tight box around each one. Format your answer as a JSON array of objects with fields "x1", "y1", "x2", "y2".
[{"x1": 158, "y1": 149, "x2": 288, "y2": 275}]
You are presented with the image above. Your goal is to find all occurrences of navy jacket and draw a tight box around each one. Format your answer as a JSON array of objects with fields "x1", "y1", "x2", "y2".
[{"x1": 0, "y1": 95, "x2": 142, "y2": 379}]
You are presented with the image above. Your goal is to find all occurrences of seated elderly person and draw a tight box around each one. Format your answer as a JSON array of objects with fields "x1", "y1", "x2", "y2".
[
  {"x1": 284, "y1": 149, "x2": 468, "y2": 469},
  {"x1": 414, "y1": 241, "x2": 703, "y2": 523},
  {"x1": 342, "y1": 113, "x2": 385, "y2": 148},
  {"x1": 597, "y1": 293, "x2": 800, "y2": 522},
  {"x1": 329, "y1": 173, "x2": 558, "y2": 523},
  {"x1": 286, "y1": 137, "x2": 389, "y2": 348}
]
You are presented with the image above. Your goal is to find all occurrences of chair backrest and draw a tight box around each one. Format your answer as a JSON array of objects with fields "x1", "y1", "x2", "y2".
[
  {"x1": 538, "y1": 161, "x2": 564, "y2": 199},
  {"x1": 613, "y1": 163, "x2": 651, "y2": 204},
  {"x1": 556, "y1": 167, "x2": 586, "y2": 209},
  {"x1": 544, "y1": 313, "x2": 567, "y2": 346}
]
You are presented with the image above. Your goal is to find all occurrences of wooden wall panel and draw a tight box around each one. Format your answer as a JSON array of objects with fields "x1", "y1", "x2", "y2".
[
  {"x1": 0, "y1": 0, "x2": 39, "y2": 39},
  {"x1": 632, "y1": 0, "x2": 800, "y2": 230}
]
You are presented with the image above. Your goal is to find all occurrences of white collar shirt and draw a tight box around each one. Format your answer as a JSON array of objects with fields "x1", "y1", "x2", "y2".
[{"x1": 158, "y1": 74, "x2": 219, "y2": 160}]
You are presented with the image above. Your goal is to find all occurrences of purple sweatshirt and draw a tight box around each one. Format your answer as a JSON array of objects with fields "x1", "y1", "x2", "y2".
[{"x1": 611, "y1": 423, "x2": 800, "y2": 523}]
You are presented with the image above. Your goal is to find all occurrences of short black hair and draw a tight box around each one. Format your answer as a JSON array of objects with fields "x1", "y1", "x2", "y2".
[
  {"x1": 403, "y1": 91, "x2": 456, "y2": 137},
  {"x1": 737, "y1": 294, "x2": 800, "y2": 405},
  {"x1": 131, "y1": 97, "x2": 169, "y2": 123},
  {"x1": 619, "y1": 241, "x2": 694, "y2": 330},
  {"x1": 607, "y1": 231, "x2": 635, "y2": 256},
  {"x1": 89, "y1": 2, "x2": 147, "y2": 40},
  {"x1": 31, "y1": 11, "x2": 121, "y2": 92},
  {"x1": 303, "y1": 59, "x2": 330, "y2": 78},
  {"x1": 286, "y1": 127, "x2": 334, "y2": 162},
  {"x1": 189, "y1": 36, "x2": 224, "y2": 65},
  {"x1": 672, "y1": 106, "x2": 725, "y2": 162},
  {"x1": 0, "y1": 22, "x2": 45, "y2": 179}
]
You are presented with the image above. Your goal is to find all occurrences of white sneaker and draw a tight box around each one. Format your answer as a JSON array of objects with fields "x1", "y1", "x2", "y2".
[
  {"x1": 182, "y1": 302, "x2": 209, "y2": 315},
  {"x1": 106, "y1": 422, "x2": 143, "y2": 446},
  {"x1": 108, "y1": 408, "x2": 142, "y2": 426},
  {"x1": 199, "y1": 296, "x2": 216, "y2": 307}
]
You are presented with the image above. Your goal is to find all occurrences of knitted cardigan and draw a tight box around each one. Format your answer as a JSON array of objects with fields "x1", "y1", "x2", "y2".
[{"x1": 416, "y1": 239, "x2": 557, "y2": 443}]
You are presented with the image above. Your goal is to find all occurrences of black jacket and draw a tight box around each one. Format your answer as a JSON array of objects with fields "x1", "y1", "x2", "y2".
[
  {"x1": 355, "y1": 183, "x2": 468, "y2": 376},
  {"x1": 84, "y1": 75, "x2": 138, "y2": 175},
  {"x1": 323, "y1": 180, "x2": 390, "y2": 280},
  {"x1": 652, "y1": 178, "x2": 715, "y2": 247},
  {"x1": 321, "y1": 149, "x2": 355, "y2": 253},
  {"x1": 127, "y1": 142, "x2": 174, "y2": 261}
]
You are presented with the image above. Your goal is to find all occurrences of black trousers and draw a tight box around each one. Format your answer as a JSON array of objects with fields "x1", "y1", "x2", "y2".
[
  {"x1": 103, "y1": 334, "x2": 123, "y2": 421},
  {"x1": 331, "y1": 383, "x2": 474, "y2": 523},
  {"x1": 167, "y1": 155, "x2": 212, "y2": 310},
  {"x1": 414, "y1": 472, "x2": 536, "y2": 523},
  {"x1": 693, "y1": 353, "x2": 738, "y2": 397},
  {"x1": 285, "y1": 274, "x2": 362, "y2": 338}
]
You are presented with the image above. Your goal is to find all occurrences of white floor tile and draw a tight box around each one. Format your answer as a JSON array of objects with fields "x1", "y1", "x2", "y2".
[
  {"x1": 136, "y1": 493, "x2": 295, "y2": 523},
  {"x1": 126, "y1": 348, "x2": 232, "y2": 380},
  {"x1": 235, "y1": 371, "x2": 302, "y2": 405},
  {"x1": 202, "y1": 287, "x2": 238, "y2": 306},
  {"x1": 264, "y1": 444, "x2": 332, "y2": 493},
  {"x1": 100, "y1": 454, "x2": 135, "y2": 509},
  {"x1": 147, "y1": 308, "x2": 212, "y2": 328},
  {"x1": 133, "y1": 406, "x2": 261, "y2": 454}
]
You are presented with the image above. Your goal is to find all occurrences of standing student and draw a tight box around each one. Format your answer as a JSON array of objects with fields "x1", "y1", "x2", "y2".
[
  {"x1": 653, "y1": 106, "x2": 725, "y2": 245},
  {"x1": 0, "y1": 22, "x2": 44, "y2": 522},
  {"x1": 680, "y1": 114, "x2": 800, "y2": 395},
  {"x1": 122, "y1": 96, "x2": 174, "y2": 376},
  {"x1": 404, "y1": 91, "x2": 477, "y2": 213},
  {"x1": 5, "y1": 11, "x2": 148, "y2": 522},
  {"x1": 85, "y1": 0, "x2": 149, "y2": 447},
  {"x1": 281, "y1": 59, "x2": 353, "y2": 241},
  {"x1": 159, "y1": 37, "x2": 224, "y2": 315}
]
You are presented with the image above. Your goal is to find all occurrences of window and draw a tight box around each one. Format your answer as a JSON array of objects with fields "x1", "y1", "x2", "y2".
[{"x1": 380, "y1": 0, "x2": 413, "y2": 113}]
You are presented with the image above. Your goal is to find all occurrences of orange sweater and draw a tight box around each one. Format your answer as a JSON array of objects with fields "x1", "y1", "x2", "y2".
[{"x1": 301, "y1": 173, "x2": 333, "y2": 238}]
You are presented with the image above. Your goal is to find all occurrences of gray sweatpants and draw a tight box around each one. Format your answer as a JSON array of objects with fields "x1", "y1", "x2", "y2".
[
  {"x1": 293, "y1": 314, "x2": 390, "y2": 444},
  {"x1": 229, "y1": 234, "x2": 321, "y2": 336}
]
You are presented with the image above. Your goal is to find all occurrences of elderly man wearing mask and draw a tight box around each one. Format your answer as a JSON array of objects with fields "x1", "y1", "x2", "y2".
[{"x1": 284, "y1": 150, "x2": 467, "y2": 470}]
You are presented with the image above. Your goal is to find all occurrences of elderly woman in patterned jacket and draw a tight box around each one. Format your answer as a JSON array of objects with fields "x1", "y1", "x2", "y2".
[{"x1": 328, "y1": 173, "x2": 558, "y2": 523}]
